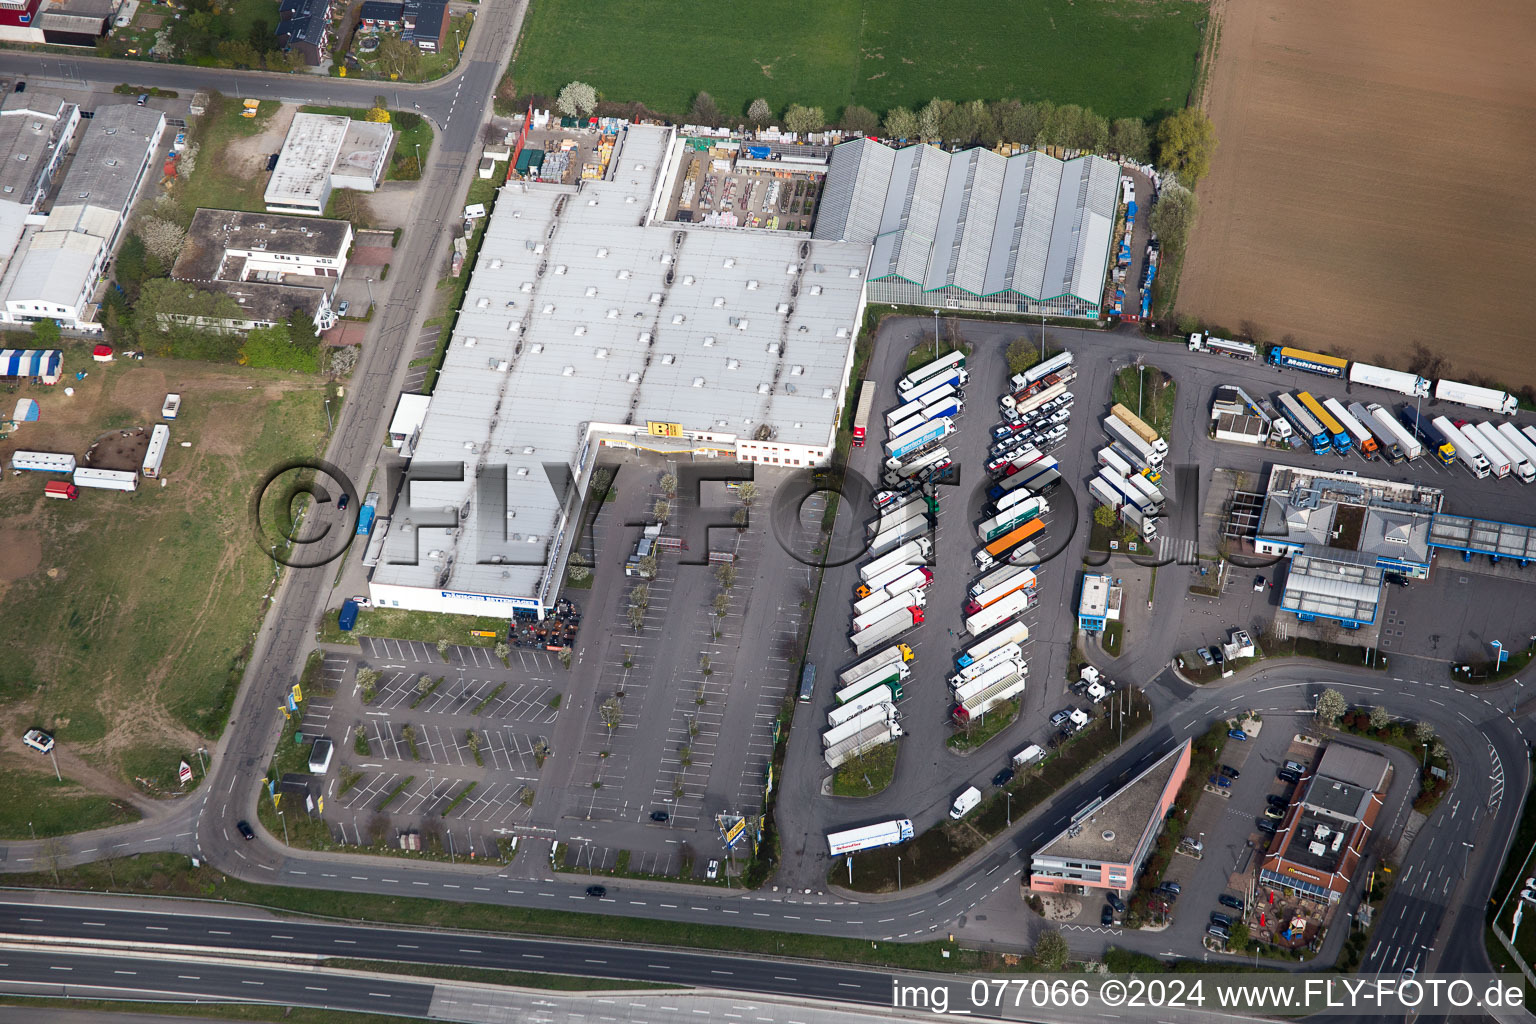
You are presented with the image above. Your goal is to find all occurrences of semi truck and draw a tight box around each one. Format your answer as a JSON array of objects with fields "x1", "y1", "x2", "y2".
[
  {"x1": 1298, "y1": 392, "x2": 1351, "y2": 454},
  {"x1": 866, "y1": 494, "x2": 936, "y2": 542},
  {"x1": 851, "y1": 381, "x2": 876, "y2": 447},
  {"x1": 1021, "y1": 462, "x2": 1062, "y2": 496},
  {"x1": 955, "y1": 620, "x2": 1031, "y2": 668},
  {"x1": 835, "y1": 645, "x2": 913, "y2": 700},
  {"x1": 1348, "y1": 401, "x2": 1402, "y2": 462},
  {"x1": 1434, "y1": 379, "x2": 1518, "y2": 416},
  {"x1": 1434, "y1": 417, "x2": 1491, "y2": 478},
  {"x1": 1124, "y1": 471, "x2": 1165, "y2": 514},
  {"x1": 993, "y1": 484, "x2": 1043, "y2": 515},
  {"x1": 1097, "y1": 445, "x2": 1137, "y2": 479},
  {"x1": 1002, "y1": 378, "x2": 1070, "y2": 415},
  {"x1": 1276, "y1": 393, "x2": 1330, "y2": 454},
  {"x1": 1011, "y1": 351, "x2": 1075, "y2": 390},
  {"x1": 858, "y1": 538, "x2": 932, "y2": 585},
  {"x1": 850, "y1": 604, "x2": 924, "y2": 655},
  {"x1": 1119, "y1": 501, "x2": 1159, "y2": 540},
  {"x1": 1474, "y1": 422, "x2": 1534, "y2": 483},
  {"x1": 1348, "y1": 362, "x2": 1430, "y2": 398},
  {"x1": 824, "y1": 720, "x2": 904, "y2": 769},
  {"x1": 948, "y1": 644, "x2": 1023, "y2": 689},
  {"x1": 827, "y1": 685, "x2": 896, "y2": 729},
  {"x1": 900, "y1": 376, "x2": 959, "y2": 409},
  {"x1": 898, "y1": 351, "x2": 967, "y2": 397},
  {"x1": 920, "y1": 391, "x2": 964, "y2": 422},
  {"x1": 977, "y1": 496, "x2": 1048, "y2": 542},
  {"x1": 974, "y1": 517, "x2": 1046, "y2": 571},
  {"x1": 826, "y1": 819, "x2": 914, "y2": 856},
  {"x1": 857, "y1": 557, "x2": 931, "y2": 599},
  {"x1": 1324, "y1": 397, "x2": 1378, "y2": 458},
  {"x1": 1466, "y1": 423, "x2": 1511, "y2": 478},
  {"x1": 1266, "y1": 346, "x2": 1348, "y2": 379},
  {"x1": 1187, "y1": 333, "x2": 1258, "y2": 359},
  {"x1": 962, "y1": 587, "x2": 1032, "y2": 636},
  {"x1": 964, "y1": 567, "x2": 1037, "y2": 616},
  {"x1": 852, "y1": 567, "x2": 933, "y2": 617},
  {"x1": 852, "y1": 589, "x2": 928, "y2": 633},
  {"x1": 987, "y1": 469, "x2": 1035, "y2": 502},
  {"x1": 867, "y1": 515, "x2": 932, "y2": 557},
  {"x1": 1110, "y1": 404, "x2": 1166, "y2": 450},
  {"x1": 951, "y1": 658, "x2": 1025, "y2": 701},
  {"x1": 889, "y1": 446, "x2": 953, "y2": 486},
  {"x1": 1094, "y1": 468, "x2": 1156, "y2": 517},
  {"x1": 968, "y1": 563, "x2": 1034, "y2": 599},
  {"x1": 1104, "y1": 415, "x2": 1165, "y2": 469},
  {"x1": 1398, "y1": 405, "x2": 1455, "y2": 465},
  {"x1": 886, "y1": 410, "x2": 928, "y2": 442},
  {"x1": 952, "y1": 673, "x2": 1027, "y2": 725},
  {"x1": 1367, "y1": 403, "x2": 1422, "y2": 461},
  {"x1": 1497, "y1": 422, "x2": 1536, "y2": 479},
  {"x1": 884, "y1": 418, "x2": 954, "y2": 464},
  {"x1": 822, "y1": 703, "x2": 897, "y2": 749}
]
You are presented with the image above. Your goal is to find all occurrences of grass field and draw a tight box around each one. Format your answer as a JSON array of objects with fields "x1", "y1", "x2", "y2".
[
  {"x1": 0, "y1": 358, "x2": 330, "y2": 794},
  {"x1": 829, "y1": 742, "x2": 897, "y2": 797},
  {"x1": 513, "y1": 0, "x2": 1206, "y2": 123},
  {"x1": 0, "y1": 770, "x2": 137, "y2": 839}
]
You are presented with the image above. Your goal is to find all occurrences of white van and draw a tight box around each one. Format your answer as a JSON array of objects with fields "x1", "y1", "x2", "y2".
[
  {"x1": 1011, "y1": 744, "x2": 1044, "y2": 768},
  {"x1": 949, "y1": 786, "x2": 981, "y2": 819}
]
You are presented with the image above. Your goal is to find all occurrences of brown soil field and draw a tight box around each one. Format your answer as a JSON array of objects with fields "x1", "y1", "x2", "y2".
[{"x1": 1179, "y1": 0, "x2": 1536, "y2": 389}]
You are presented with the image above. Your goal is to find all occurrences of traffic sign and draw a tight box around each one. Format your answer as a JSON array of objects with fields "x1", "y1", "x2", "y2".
[{"x1": 178, "y1": 760, "x2": 193, "y2": 784}]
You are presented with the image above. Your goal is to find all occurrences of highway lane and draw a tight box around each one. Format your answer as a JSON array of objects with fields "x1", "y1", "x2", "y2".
[
  {"x1": 0, "y1": 904, "x2": 894, "y2": 1006},
  {"x1": 0, "y1": 947, "x2": 433, "y2": 1015}
]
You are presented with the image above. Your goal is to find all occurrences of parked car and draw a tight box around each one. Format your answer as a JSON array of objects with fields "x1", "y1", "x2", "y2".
[
  {"x1": 1220, "y1": 764, "x2": 1241, "y2": 780},
  {"x1": 1101, "y1": 905, "x2": 1115, "y2": 926},
  {"x1": 266, "y1": 153, "x2": 280, "y2": 171},
  {"x1": 1264, "y1": 806, "x2": 1285, "y2": 820},
  {"x1": 1257, "y1": 819, "x2": 1279, "y2": 834},
  {"x1": 1218, "y1": 894, "x2": 1245, "y2": 911},
  {"x1": 1254, "y1": 575, "x2": 1266, "y2": 591},
  {"x1": 1210, "y1": 912, "x2": 1233, "y2": 928},
  {"x1": 585, "y1": 885, "x2": 607, "y2": 898},
  {"x1": 649, "y1": 810, "x2": 669, "y2": 822},
  {"x1": 1050, "y1": 708, "x2": 1072, "y2": 726},
  {"x1": 1211, "y1": 646, "x2": 1225, "y2": 667},
  {"x1": 1209, "y1": 774, "x2": 1231, "y2": 788},
  {"x1": 1158, "y1": 880, "x2": 1181, "y2": 896},
  {"x1": 706, "y1": 859, "x2": 719, "y2": 880},
  {"x1": 1208, "y1": 924, "x2": 1230, "y2": 940},
  {"x1": 1227, "y1": 729, "x2": 1249, "y2": 741},
  {"x1": 1267, "y1": 794, "x2": 1289, "y2": 808},
  {"x1": 873, "y1": 490, "x2": 902, "y2": 510},
  {"x1": 992, "y1": 767, "x2": 1015, "y2": 787},
  {"x1": 1384, "y1": 573, "x2": 1410, "y2": 587},
  {"x1": 1197, "y1": 647, "x2": 1215, "y2": 667},
  {"x1": 337, "y1": 300, "x2": 350, "y2": 317},
  {"x1": 337, "y1": 492, "x2": 350, "y2": 510},
  {"x1": 137, "y1": 92, "x2": 149, "y2": 105},
  {"x1": 1277, "y1": 769, "x2": 1302, "y2": 784},
  {"x1": 1106, "y1": 892, "x2": 1126, "y2": 912},
  {"x1": 237, "y1": 820, "x2": 255, "y2": 840},
  {"x1": 1284, "y1": 760, "x2": 1308, "y2": 774},
  {"x1": 13, "y1": 81, "x2": 25, "y2": 93},
  {"x1": 1179, "y1": 837, "x2": 1204, "y2": 854}
]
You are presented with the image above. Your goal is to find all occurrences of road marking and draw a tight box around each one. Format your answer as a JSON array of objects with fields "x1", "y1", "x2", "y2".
[
  {"x1": 19, "y1": 918, "x2": 42, "y2": 924},
  {"x1": 208, "y1": 930, "x2": 230, "y2": 935},
  {"x1": 334, "y1": 939, "x2": 356, "y2": 944},
  {"x1": 305, "y1": 986, "x2": 327, "y2": 991},
  {"x1": 146, "y1": 926, "x2": 168, "y2": 931},
  {"x1": 521, "y1": 954, "x2": 544, "y2": 959},
  {"x1": 647, "y1": 965, "x2": 671, "y2": 970},
  {"x1": 460, "y1": 948, "x2": 481, "y2": 954},
  {"x1": 178, "y1": 975, "x2": 199, "y2": 980},
  {"x1": 114, "y1": 970, "x2": 136, "y2": 975},
  {"x1": 241, "y1": 980, "x2": 264, "y2": 986},
  {"x1": 368, "y1": 993, "x2": 393, "y2": 999},
  {"x1": 710, "y1": 970, "x2": 733, "y2": 976},
  {"x1": 397, "y1": 944, "x2": 418, "y2": 949}
]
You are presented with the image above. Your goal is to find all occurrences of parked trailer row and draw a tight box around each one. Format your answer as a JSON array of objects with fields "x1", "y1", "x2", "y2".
[
  {"x1": 1348, "y1": 401, "x2": 1402, "y2": 462},
  {"x1": 835, "y1": 645, "x2": 913, "y2": 696},
  {"x1": 1368, "y1": 403, "x2": 1422, "y2": 461},
  {"x1": 976, "y1": 496, "x2": 1048, "y2": 542},
  {"x1": 1012, "y1": 351, "x2": 1075, "y2": 390},
  {"x1": 858, "y1": 538, "x2": 932, "y2": 585},
  {"x1": 949, "y1": 643, "x2": 1023, "y2": 689},
  {"x1": 1275, "y1": 392, "x2": 1330, "y2": 454},
  {"x1": 824, "y1": 721, "x2": 904, "y2": 769},
  {"x1": 1434, "y1": 417, "x2": 1491, "y2": 478},
  {"x1": 1265, "y1": 347, "x2": 1517, "y2": 414},
  {"x1": 822, "y1": 703, "x2": 897, "y2": 749},
  {"x1": 1323, "y1": 397, "x2": 1377, "y2": 457},
  {"x1": 884, "y1": 418, "x2": 954, "y2": 462},
  {"x1": 850, "y1": 604, "x2": 924, "y2": 655},
  {"x1": 898, "y1": 351, "x2": 967, "y2": 396},
  {"x1": 1497, "y1": 422, "x2": 1536, "y2": 480},
  {"x1": 956, "y1": 620, "x2": 1032, "y2": 669},
  {"x1": 952, "y1": 659, "x2": 1025, "y2": 703},
  {"x1": 974, "y1": 517, "x2": 1045, "y2": 571},
  {"x1": 1110, "y1": 404, "x2": 1166, "y2": 450},
  {"x1": 1103, "y1": 415, "x2": 1165, "y2": 469},
  {"x1": 1475, "y1": 422, "x2": 1534, "y2": 483},
  {"x1": 1397, "y1": 406, "x2": 1455, "y2": 465},
  {"x1": 962, "y1": 587, "x2": 1032, "y2": 636},
  {"x1": 964, "y1": 567, "x2": 1037, "y2": 616},
  {"x1": 852, "y1": 589, "x2": 928, "y2": 634},
  {"x1": 1297, "y1": 392, "x2": 1351, "y2": 454},
  {"x1": 827, "y1": 686, "x2": 897, "y2": 728},
  {"x1": 953, "y1": 674, "x2": 1027, "y2": 724}
]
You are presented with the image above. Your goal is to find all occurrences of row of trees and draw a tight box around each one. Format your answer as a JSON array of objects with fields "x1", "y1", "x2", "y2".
[{"x1": 555, "y1": 80, "x2": 1216, "y2": 184}]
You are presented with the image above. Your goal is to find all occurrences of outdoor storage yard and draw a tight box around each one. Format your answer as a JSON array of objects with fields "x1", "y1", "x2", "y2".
[
  {"x1": 513, "y1": 0, "x2": 1206, "y2": 123},
  {"x1": 0, "y1": 355, "x2": 331, "y2": 817},
  {"x1": 1179, "y1": 0, "x2": 1536, "y2": 389}
]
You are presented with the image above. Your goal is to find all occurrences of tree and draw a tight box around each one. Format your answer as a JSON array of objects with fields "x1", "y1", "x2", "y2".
[
  {"x1": 736, "y1": 482, "x2": 757, "y2": 507},
  {"x1": 938, "y1": 100, "x2": 977, "y2": 145},
  {"x1": 599, "y1": 694, "x2": 623, "y2": 735},
  {"x1": 376, "y1": 35, "x2": 420, "y2": 80},
  {"x1": 712, "y1": 591, "x2": 730, "y2": 619},
  {"x1": 436, "y1": 638, "x2": 450, "y2": 659},
  {"x1": 1005, "y1": 337, "x2": 1040, "y2": 376},
  {"x1": 356, "y1": 667, "x2": 380, "y2": 703},
  {"x1": 1040, "y1": 103, "x2": 1086, "y2": 149},
  {"x1": 653, "y1": 499, "x2": 672, "y2": 524},
  {"x1": 1369, "y1": 705, "x2": 1392, "y2": 729},
  {"x1": 138, "y1": 216, "x2": 187, "y2": 268},
  {"x1": 996, "y1": 100, "x2": 1046, "y2": 148},
  {"x1": 1228, "y1": 921, "x2": 1250, "y2": 948},
  {"x1": 1082, "y1": 110, "x2": 1110, "y2": 153},
  {"x1": 329, "y1": 188, "x2": 374, "y2": 227},
  {"x1": 1315, "y1": 688, "x2": 1347, "y2": 725},
  {"x1": 30, "y1": 318, "x2": 61, "y2": 346},
  {"x1": 1093, "y1": 504, "x2": 1119, "y2": 529},
  {"x1": 1156, "y1": 107, "x2": 1217, "y2": 185},
  {"x1": 216, "y1": 39, "x2": 261, "y2": 69},
  {"x1": 783, "y1": 104, "x2": 825, "y2": 137},
  {"x1": 689, "y1": 91, "x2": 720, "y2": 126},
  {"x1": 840, "y1": 104, "x2": 879, "y2": 136},
  {"x1": 114, "y1": 233, "x2": 152, "y2": 299},
  {"x1": 1110, "y1": 118, "x2": 1151, "y2": 162},
  {"x1": 658, "y1": 472, "x2": 677, "y2": 497},
  {"x1": 968, "y1": 99, "x2": 1000, "y2": 148},
  {"x1": 636, "y1": 553, "x2": 657, "y2": 579},
  {"x1": 1033, "y1": 930, "x2": 1070, "y2": 970},
  {"x1": 556, "y1": 81, "x2": 598, "y2": 119},
  {"x1": 746, "y1": 97, "x2": 772, "y2": 128},
  {"x1": 917, "y1": 98, "x2": 950, "y2": 143},
  {"x1": 883, "y1": 106, "x2": 918, "y2": 141},
  {"x1": 240, "y1": 322, "x2": 319, "y2": 372},
  {"x1": 365, "y1": 105, "x2": 391, "y2": 123},
  {"x1": 626, "y1": 602, "x2": 646, "y2": 632},
  {"x1": 714, "y1": 563, "x2": 736, "y2": 589},
  {"x1": 1149, "y1": 179, "x2": 1199, "y2": 254},
  {"x1": 416, "y1": 674, "x2": 433, "y2": 695},
  {"x1": 494, "y1": 641, "x2": 510, "y2": 662},
  {"x1": 1414, "y1": 720, "x2": 1436, "y2": 744},
  {"x1": 466, "y1": 729, "x2": 480, "y2": 757}
]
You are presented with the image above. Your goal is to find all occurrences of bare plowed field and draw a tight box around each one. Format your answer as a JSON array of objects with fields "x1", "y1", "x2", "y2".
[{"x1": 1180, "y1": 0, "x2": 1536, "y2": 388}]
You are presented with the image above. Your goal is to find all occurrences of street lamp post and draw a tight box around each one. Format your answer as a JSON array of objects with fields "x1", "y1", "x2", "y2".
[{"x1": 1006, "y1": 791, "x2": 1013, "y2": 827}]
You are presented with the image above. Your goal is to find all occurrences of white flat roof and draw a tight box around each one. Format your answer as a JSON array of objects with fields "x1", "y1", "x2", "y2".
[
  {"x1": 373, "y1": 124, "x2": 869, "y2": 605},
  {"x1": 265, "y1": 113, "x2": 348, "y2": 207}
]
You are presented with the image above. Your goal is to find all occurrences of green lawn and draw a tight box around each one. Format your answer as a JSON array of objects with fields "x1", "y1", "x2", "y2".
[
  {"x1": 173, "y1": 96, "x2": 284, "y2": 221},
  {"x1": 829, "y1": 742, "x2": 897, "y2": 797},
  {"x1": 1111, "y1": 364, "x2": 1176, "y2": 441},
  {"x1": 513, "y1": 0, "x2": 1205, "y2": 123},
  {"x1": 946, "y1": 698, "x2": 1019, "y2": 750},
  {"x1": 0, "y1": 362, "x2": 330, "y2": 790},
  {"x1": 0, "y1": 770, "x2": 138, "y2": 839},
  {"x1": 318, "y1": 606, "x2": 508, "y2": 648}
]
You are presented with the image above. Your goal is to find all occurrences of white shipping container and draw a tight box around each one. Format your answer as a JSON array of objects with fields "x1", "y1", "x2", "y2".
[
  {"x1": 827, "y1": 688, "x2": 893, "y2": 729},
  {"x1": 1467, "y1": 423, "x2": 1511, "y2": 477},
  {"x1": 10, "y1": 450, "x2": 77, "y2": 473},
  {"x1": 957, "y1": 620, "x2": 1031, "y2": 667},
  {"x1": 73, "y1": 467, "x2": 139, "y2": 492},
  {"x1": 1368, "y1": 405, "x2": 1422, "y2": 460},
  {"x1": 952, "y1": 660, "x2": 1024, "y2": 702},
  {"x1": 1434, "y1": 379, "x2": 1518, "y2": 416},
  {"x1": 824, "y1": 723, "x2": 903, "y2": 769},
  {"x1": 1348, "y1": 363, "x2": 1430, "y2": 398},
  {"x1": 1475, "y1": 422, "x2": 1533, "y2": 482},
  {"x1": 1097, "y1": 445, "x2": 1135, "y2": 478},
  {"x1": 852, "y1": 590, "x2": 925, "y2": 633},
  {"x1": 1435, "y1": 417, "x2": 1491, "y2": 478},
  {"x1": 859, "y1": 539, "x2": 931, "y2": 584},
  {"x1": 161, "y1": 393, "x2": 182, "y2": 419},
  {"x1": 949, "y1": 643, "x2": 1022, "y2": 688},
  {"x1": 963, "y1": 588, "x2": 1031, "y2": 636},
  {"x1": 1497, "y1": 422, "x2": 1536, "y2": 472},
  {"x1": 822, "y1": 703, "x2": 897, "y2": 748}
]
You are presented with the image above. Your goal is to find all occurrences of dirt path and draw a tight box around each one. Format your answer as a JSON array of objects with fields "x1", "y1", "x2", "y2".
[{"x1": 1179, "y1": 0, "x2": 1536, "y2": 386}]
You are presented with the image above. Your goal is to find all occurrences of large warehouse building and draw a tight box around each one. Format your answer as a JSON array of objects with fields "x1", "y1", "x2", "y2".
[
  {"x1": 370, "y1": 124, "x2": 870, "y2": 617},
  {"x1": 813, "y1": 139, "x2": 1121, "y2": 319}
]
